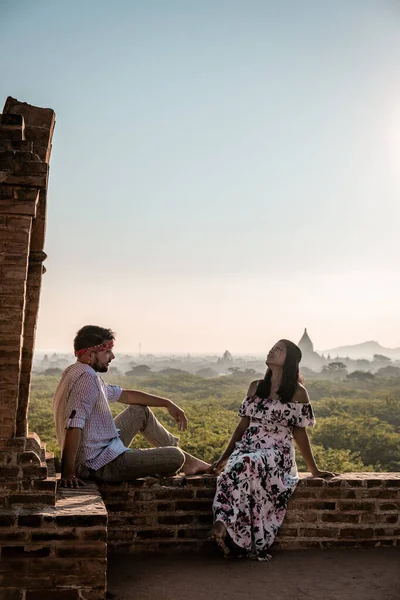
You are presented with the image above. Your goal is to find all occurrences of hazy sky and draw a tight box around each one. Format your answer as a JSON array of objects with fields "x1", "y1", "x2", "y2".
[{"x1": 1, "y1": 1, "x2": 399, "y2": 354}]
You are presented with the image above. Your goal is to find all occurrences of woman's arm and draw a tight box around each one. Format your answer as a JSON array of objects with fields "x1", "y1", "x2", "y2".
[
  {"x1": 208, "y1": 417, "x2": 250, "y2": 474},
  {"x1": 293, "y1": 427, "x2": 335, "y2": 477},
  {"x1": 292, "y1": 385, "x2": 336, "y2": 477}
]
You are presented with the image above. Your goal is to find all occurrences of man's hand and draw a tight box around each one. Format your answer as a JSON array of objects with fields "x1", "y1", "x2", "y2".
[
  {"x1": 59, "y1": 475, "x2": 84, "y2": 489},
  {"x1": 166, "y1": 402, "x2": 188, "y2": 431}
]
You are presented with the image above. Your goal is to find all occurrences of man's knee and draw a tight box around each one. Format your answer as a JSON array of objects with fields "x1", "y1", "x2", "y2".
[{"x1": 127, "y1": 404, "x2": 149, "y2": 423}]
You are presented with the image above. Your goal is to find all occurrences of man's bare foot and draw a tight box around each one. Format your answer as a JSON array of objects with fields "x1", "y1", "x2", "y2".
[{"x1": 182, "y1": 451, "x2": 211, "y2": 475}]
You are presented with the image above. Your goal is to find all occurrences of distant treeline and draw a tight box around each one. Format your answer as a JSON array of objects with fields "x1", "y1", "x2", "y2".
[{"x1": 29, "y1": 371, "x2": 400, "y2": 473}]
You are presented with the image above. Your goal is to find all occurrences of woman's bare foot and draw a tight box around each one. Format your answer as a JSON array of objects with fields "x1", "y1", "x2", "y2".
[
  {"x1": 182, "y1": 451, "x2": 210, "y2": 475},
  {"x1": 209, "y1": 521, "x2": 231, "y2": 557},
  {"x1": 210, "y1": 520, "x2": 227, "y2": 539}
]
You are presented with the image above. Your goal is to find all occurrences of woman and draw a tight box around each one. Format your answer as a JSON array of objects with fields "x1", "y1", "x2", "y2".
[{"x1": 208, "y1": 339, "x2": 335, "y2": 561}]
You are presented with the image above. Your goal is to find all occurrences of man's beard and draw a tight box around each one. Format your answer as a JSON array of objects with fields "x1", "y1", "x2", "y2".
[{"x1": 92, "y1": 359, "x2": 109, "y2": 373}]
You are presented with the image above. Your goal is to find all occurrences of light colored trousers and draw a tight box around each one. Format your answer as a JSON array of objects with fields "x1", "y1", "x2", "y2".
[{"x1": 91, "y1": 405, "x2": 185, "y2": 482}]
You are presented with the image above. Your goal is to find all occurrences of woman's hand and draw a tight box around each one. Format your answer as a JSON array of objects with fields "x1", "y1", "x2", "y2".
[
  {"x1": 311, "y1": 468, "x2": 338, "y2": 478},
  {"x1": 207, "y1": 457, "x2": 228, "y2": 475},
  {"x1": 166, "y1": 401, "x2": 188, "y2": 431}
]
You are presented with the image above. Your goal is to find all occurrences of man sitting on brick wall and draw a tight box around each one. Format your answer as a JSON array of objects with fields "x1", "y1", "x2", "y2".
[{"x1": 53, "y1": 325, "x2": 210, "y2": 487}]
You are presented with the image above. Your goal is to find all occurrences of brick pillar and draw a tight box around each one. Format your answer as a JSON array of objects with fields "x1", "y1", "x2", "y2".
[
  {"x1": 0, "y1": 98, "x2": 56, "y2": 507},
  {"x1": 3, "y1": 97, "x2": 55, "y2": 439}
]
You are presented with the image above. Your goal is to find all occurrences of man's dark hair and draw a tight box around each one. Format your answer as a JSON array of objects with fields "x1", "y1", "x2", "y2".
[{"x1": 73, "y1": 325, "x2": 116, "y2": 352}]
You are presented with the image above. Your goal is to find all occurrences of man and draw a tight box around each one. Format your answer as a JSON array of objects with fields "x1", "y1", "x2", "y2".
[{"x1": 53, "y1": 325, "x2": 209, "y2": 487}]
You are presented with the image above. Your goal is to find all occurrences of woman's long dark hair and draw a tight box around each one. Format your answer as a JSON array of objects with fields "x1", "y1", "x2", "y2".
[{"x1": 255, "y1": 339, "x2": 302, "y2": 403}]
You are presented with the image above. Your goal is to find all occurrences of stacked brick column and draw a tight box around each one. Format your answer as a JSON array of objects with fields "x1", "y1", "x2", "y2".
[
  {"x1": 0, "y1": 97, "x2": 56, "y2": 507},
  {"x1": 0, "y1": 97, "x2": 107, "y2": 600}
]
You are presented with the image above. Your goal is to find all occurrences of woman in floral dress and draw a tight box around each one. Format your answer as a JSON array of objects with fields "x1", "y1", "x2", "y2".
[{"x1": 209, "y1": 339, "x2": 335, "y2": 561}]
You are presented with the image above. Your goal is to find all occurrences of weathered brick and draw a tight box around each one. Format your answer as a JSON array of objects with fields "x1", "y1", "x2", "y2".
[
  {"x1": 366, "y1": 489, "x2": 397, "y2": 499},
  {"x1": 123, "y1": 515, "x2": 155, "y2": 527},
  {"x1": 0, "y1": 128, "x2": 23, "y2": 140},
  {"x1": 136, "y1": 529, "x2": 175, "y2": 539},
  {"x1": 291, "y1": 501, "x2": 336, "y2": 511},
  {"x1": 385, "y1": 480, "x2": 400, "y2": 488},
  {"x1": 79, "y1": 529, "x2": 107, "y2": 542},
  {"x1": 275, "y1": 527, "x2": 299, "y2": 537},
  {"x1": 374, "y1": 527, "x2": 400, "y2": 537},
  {"x1": 6, "y1": 215, "x2": 32, "y2": 230},
  {"x1": 18, "y1": 514, "x2": 42, "y2": 527},
  {"x1": 0, "y1": 574, "x2": 52, "y2": 588},
  {"x1": 102, "y1": 502, "x2": 132, "y2": 513},
  {"x1": 196, "y1": 489, "x2": 217, "y2": 498},
  {"x1": 337, "y1": 501, "x2": 375, "y2": 512},
  {"x1": 156, "y1": 502, "x2": 175, "y2": 512},
  {"x1": 361, "y1": 513, "x2": 398, "y2": 524},
  {"x1": 78, "y1": 590, "x2": 106, "y2": 600},
  {"x1": 55, "y1": 514, "x2": 107, "y2": 527},
  {"x1": 152, "y1": 489, "x2": 194, "y2": 500},
  {"x1": 2, "y1": 545, "x2": 51, "y2": 558},
  {"x1": 284, "y1": 511, "x2": 319, "y2": 524},
  {"x1": 0, "y1": 467, "x2": 20, "y2": 479},
  {"x1": 321, "y1": 513, "x2": 359, "y2": 524},
  {"x1": 158, "y1": 515, "x2": 194, "y2": 526},
  {"x1": 339, "y1": 528, "x2": 374, "y2": 539},
  {"x1": 299, "y1": 528, "x2": 339, "y2": 538},
  {"x1": 26, "y1": 591, "x2": 79, "y2": 600},
  {"x1": 155, "y1": 540, "x2": 201, "y2": 552},
  {"x1": 175, "y1": 501, "x2": 212, "y2": 511},
  {"x1": 56, "y1": 544, "x2": 105, "y2": 558},
  {"x1": 31, "y1": 531, "x2": 78, "y2": 541},
  {"x1": 9, "y1": 494, "x2": 54, "y2": 505},
  {"x1": 21, "y1": 465, "x2": 48, "y2": 479},
  {"x1": 0, "y1": 531, "x2": 28, "y2": 542},
  {"x1": 343, "y1": 479, "x2": 366, "y2": 488},
  {"x1": 0, "y1": 514, "x2": 16, "y2": 527},
  {"x1": 0, "y1": 589, "x2": 23, "y2": 600},
  {"x1": 45, "y1": 564, "x2": 106, "y2": 587},
  {"x1": 301, "y1": 478, "x2": 326, "y2": 488},
  {"x1": 291, "y1": 488, "x2": 321, "y2": 499},
  {"x1": 378, "y1": 502, "x2": 399, "y2": 512},
  {"x1": 184, "y1": 476, "x2": 216, "y2": 487},
  {"x1": 366, "y1": 479, "x2": 385, "y2": 488},
  {"x1": 177, "y1": 528, "x2": 209, "y2": 539}
]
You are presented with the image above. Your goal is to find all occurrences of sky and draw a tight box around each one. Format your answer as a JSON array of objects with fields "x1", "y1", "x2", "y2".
[{"x1": 1, "y1": 0, "x2": 399, "y2": 354}]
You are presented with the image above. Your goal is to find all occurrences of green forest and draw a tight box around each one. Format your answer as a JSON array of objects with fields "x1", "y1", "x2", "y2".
[{"x1": 29, "y1": 371, "x2": 400, "y2": 473}]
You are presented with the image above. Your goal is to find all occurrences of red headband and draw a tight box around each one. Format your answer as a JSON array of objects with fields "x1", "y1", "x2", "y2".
[{"x1": 75, "y1": 339, "x2": 114, "y2": 357}]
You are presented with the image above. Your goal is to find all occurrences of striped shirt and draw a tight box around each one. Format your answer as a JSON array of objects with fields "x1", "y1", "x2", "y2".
[{"x1": 53, "y1": 362, "x2": 127, "y2": 477}]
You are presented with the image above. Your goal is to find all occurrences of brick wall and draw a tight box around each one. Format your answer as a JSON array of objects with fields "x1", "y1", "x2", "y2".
[
  {"x1": 98, "y1": 473, "x2": 400, "y2": 554},
  {"x1": 0, "y1": 482, "x2": 107, "y2": 600}
]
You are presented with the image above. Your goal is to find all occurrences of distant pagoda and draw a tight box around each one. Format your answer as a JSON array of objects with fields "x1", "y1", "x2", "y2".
[
  {"x1": 298, "y1": 328, "x2": 324, "y2": 371},
  {"x1": 299, "y1": 328, "x2": 314, "y2": 354}
]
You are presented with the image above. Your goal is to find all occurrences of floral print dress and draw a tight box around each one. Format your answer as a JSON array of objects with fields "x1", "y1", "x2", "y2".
[{"x1": 213, "y1": 395, "x2": 315, "y2": 561}]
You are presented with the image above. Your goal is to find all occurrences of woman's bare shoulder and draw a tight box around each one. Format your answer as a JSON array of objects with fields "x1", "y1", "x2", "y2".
[
  {"x1": 247, "y1": 380, "x2": 261, "y2": 396},
  {"x1": 292, "y1": 383, "x2": 310, "y2": 403}
]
